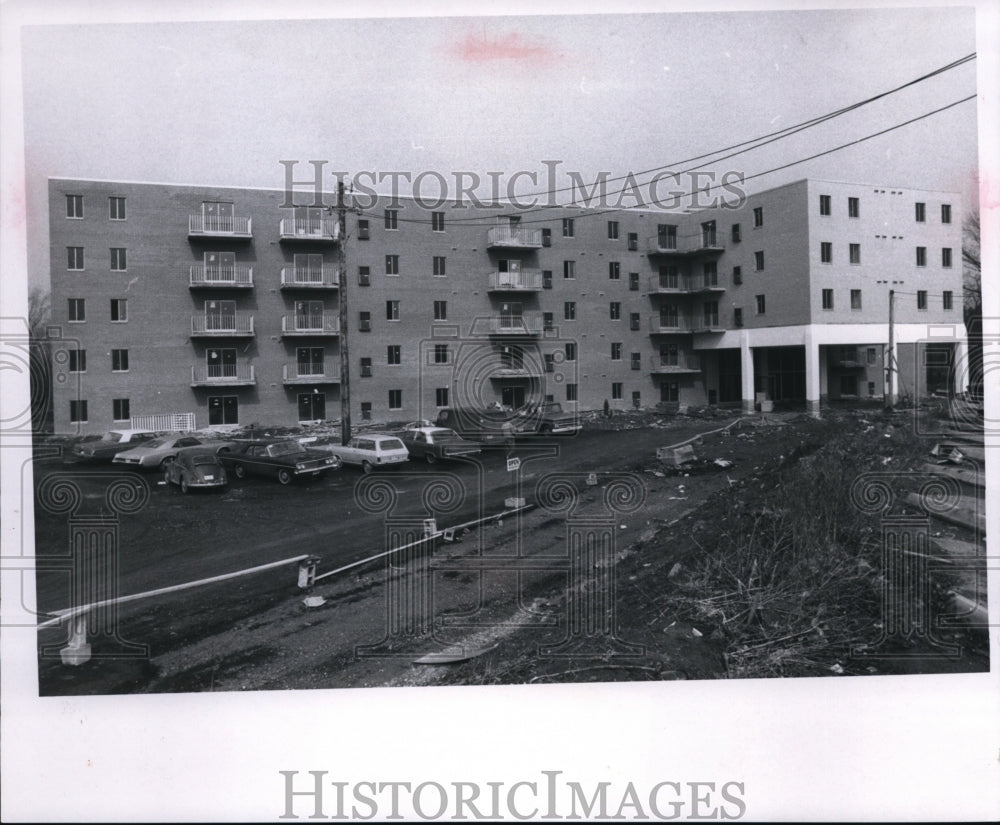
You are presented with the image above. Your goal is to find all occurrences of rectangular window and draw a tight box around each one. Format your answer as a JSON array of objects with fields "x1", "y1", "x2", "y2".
[
  {"x1": 755, "y1": 295, "x2": 766, "y2": 315},
  {"x1": 657, "y1": 224, "x2": 677, "y2": 250},
  {"x1": 564, "y1": 302, "x2": 576, "y2": 320},
  {"x1": 110, "y1": 248, "x2": 127, "y2": 271},
  {"x1": 566, "y1": 383, "x2": 578, "y2": 402},
  {"x1": 433, "y1": 344, "x2": 449, "y2": 364},
  {"x1": 630, "y1": 312, "x2": 641, "y2": 331},
  {"x1": 388, "y1": 389, "x2": 402, "y2": 410},
  {"x1": 819, "y1": 194, "x2": 831, "y2": 216},
  {"x1": 66, "y1": 194, "x2": 83, "y2": 218},
  {"x1": 68, "y1": 349, "x2": 86, "y2": 372},
  {"x1": 848, "y1": 197, "x2": 860, "y2": 218},
  {"x1": 357, "y1": 219, "x2": 370, "y2": 240},
  {"x1": 360, "y1": 357, "x2": 372, "y2": 377},
  {"x1": 109, "y1": 196, "x2": 126, "y2": 220},
  {"x1": 67, "y1": 247, "x2": 84, "y2": 270},
  {"x1": 432, "y1": 256, "x2": 446, "y2": 276},
  {"x1": 915, "y1": 202, "x2": 926, "y2": 222},
  {"x1": 542, "y1": 270, "x2": 553, "y2": 290},
  {"x1": 431, "y1": 211, "x2": 445, "y2": 232},
  {"x1": 608, "y1": 262, "x2": 621, "y2": 280},
  {"x1": 754, "y1": 251, "x2": 764, "y2": 271},
  {"x1": 631, "y1": 352, "x2": 641, "y2": 370},
  {"x1": 733, "y1": 307, "x2": 744, "y2": 327},
  {"x1": 943, "y1": 290, "x2": 954, "y2": 310},
  {"x1": 611, "y1": 342, "x2": 622, "y2": 361},
  {"x1": 564, "y1": 342, "x2": 576, "y2": 361},
  {"x1": 433, "y1": 300, "x2": 447, "y2": 321},
  {"x1": 822, "y1": 289, "x2": 834, "y2": 310},
  {"x1": 752, "y1": 206, "x2": 763, "y2": 227},
  {"x1": 543, "y1": 312, "x2": 554, "y2": 330},
  {"x1": 632, "y1": 390, "x2": 642, "y2": 408},
  {"x1": 68, "y1": 298, "x2": 85, "y2": 322},
  {"x1": 386, "y1": 300, "x2": 399, "y2": 321},
  {"x1": 562, "y1": 218, "x2": 574, "y2": 237},
  {"x1": 563, "y1": 260, "x2": 575, "y2": 279},
  {"x1": 942, "y1": 248, "x2": 952, "y2": 268},
  {"x1": 386, "y1": 254, "x2": 400, "y2": 276},
  {"x1": 850, "y1": 289, "x2": 862, "y2": 310},
  {"x1": 731, "y1": 223, "x2": 741, "y2": 243},
  {"x1": 110, "y1": 299, "x2": 127, "y2": 322},
  {"x1": 629, "y1": 272, "x2": 639, "y2": 291},
  {"x1": 610, "y1": 302, "x2": 621, "y2": 320},
  {"x1": 732, "y1": 265, "x2": 742, "y2": 285},
  {"x1": 358, "y1": 266, "x2": 371, "y2": 286},
  {"x1": 361, "y1": 402, "x2": 372, "y2": 420},
  {"x1": 69, "y1": 400, "x2": 88, "y2": 423},
  {"x1": 607, "y1": 220, "x2": 620, "y2": 240},
  {"x1": 867, "y1": 347, "x2": 877, "y2": 366},
  {"x1": 821, "y1": 242, "x2": 833, "y2": 263},
  {"x1": 111, "y1": 348, "x2": 129, "y2": 372},
  {"x1": 384, "y1": 209, "x2": 398, "y2": 230},
  {"x1": 387, "y1": 345, "x2": 401, "y2": 365},
  {"x1": 849, "y1": 243, "x2": 861, "y2": 265},
  {"x1": 541, "y1": 227, "x2": 551, "y2": 247},
  {"x1": 941, "y1": 204, "x2": 952, "y2": 224},
  {"x1": 917, "y1": 290, "x2": 928, "y2": 311},
  {"x1": 916, "y1": 246, "x2": 927, "y2": 267},
  {"x1": 627, "y1": 232, "x2": 638, "y2": 251},
  {"x1": 544, "y1": 353, "x2": 555, "y2": 373},
  {"x1": 112, "y1": 398, "x2": 130, "y2": 421},
  {"x1": 612, "y1": 382, "x2": 623, "y2": 401}
]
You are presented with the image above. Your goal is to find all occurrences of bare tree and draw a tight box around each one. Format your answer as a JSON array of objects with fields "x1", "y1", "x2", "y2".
[
  {"x1": 27, "y1": 287, "x2": 53, "y2": 431},
  {"x1": 963, "y1": 207, "x2": 981, "y2": 318},
  {"x1": 28, "y1": 286, "x2": 51, "y2": 337}
]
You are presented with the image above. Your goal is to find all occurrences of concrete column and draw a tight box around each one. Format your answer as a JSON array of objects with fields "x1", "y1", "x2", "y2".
[
  {"x1": 953, "y1": 339, "x2": 969, "y2": 395},
  {"x1": 740, "y1": 331, "x2": 755, "y2": 413},
  {"x1": 804, "y1": 329, "x2": 821, "y2": 417}
]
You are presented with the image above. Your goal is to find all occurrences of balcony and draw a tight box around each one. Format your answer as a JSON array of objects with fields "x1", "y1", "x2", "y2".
[
  {"x1": 279, "y1": 218, "x2": 340, "y2": 243},
  {"x1": 280, "y1": 266, "x2": 339, "y2": 289},
  {"x1": 648, "y1": 315, "x2": 693, "y2": 334},
  {"x1": 487, "y1": 313, "x2": 543, "y2": 336},
  {"x1": 190, "y1": 364, "x2": 255, "y2": 386},
  {"x1": 281, "y1": 314, "x2": 341, "y2": 336},
  {"x1": 190, "y1": 313, "x2": 255, "y2": 337},
  {"x1": 649, "y1": 355, "x2": 702, "y2": 374},
  {"x1": 189, "y1": 264, "x2": 254, "y2": 289},
  {"x1": 486, "y1": 225, "x2": 543, "y2": 249},
  {"x1": 282, "y1": 364, "x2": 341, "y2": 384},
  {"x1": 188, "y1": 215, "x2": 252, "y2": 239},
  {"x1": 487, "y1": 269, "x2": 543, "y2": 292},
  {"x1": 647, "y1": 233, "x2": 725, "y2": 256},
  {"x1": 648, "y1": 273, "x2": 725, "y2": 296}
]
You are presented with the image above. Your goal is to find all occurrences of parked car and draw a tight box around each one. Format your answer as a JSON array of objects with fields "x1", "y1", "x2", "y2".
[
  {"x1": 434, "y1": 407, "x2": 510, "y2": 446},
  {"x1": 112, "y1": 434, "x2": 235, "y2": 469},
  {"x1": 399, "y1": 427, "x2": 481, "y2": 464},
  {"x1": 511, "y1": 401, "x2": 581, "y2": 436},
  {"x1": 219, "y1": 439, "x2": 342, "y2": 484},
  {"x1": 162, "y1": 448, "x2": 228, "y2": 493},
  {"x1": 399, "y1": 419, "x2": 434, "y2": 431},
  {"x1": 70, "y1": 429, "x2": 157, "y2": 462},
  {"x1": 322, "y1": 434, "x2": 410, "y2": 473}
]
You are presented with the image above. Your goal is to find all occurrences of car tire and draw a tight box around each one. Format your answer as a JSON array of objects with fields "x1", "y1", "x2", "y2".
[
  {"x1": 425, "y1": 453, "x2": 437, "y2": 465},
  {"x1": 362, "y1": 460, "x2": 374, "y2": 474},
  {"x1": 163, "y1": 469, "x2": 172, "y2": 486},
  {"x1": 277, "y1": 468, "x2": 293, "y2": 485},
  {"x1": 180, "y1": 478, "x2": 190, "y2": 494},
  {"x1": 233, "y1": 464, "x2": 246, "y2": 479},
  {"x1": 159, "y1": 456, "x2": 174, "y2": 470}
]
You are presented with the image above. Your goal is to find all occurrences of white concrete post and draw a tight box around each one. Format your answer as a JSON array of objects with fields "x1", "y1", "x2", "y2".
[
  {"x1": 740, "y1": 331, "x2": 755, "y2": 413},
  {"x1": 804, "y1": 328, "x2": 821, "y2": 417}
]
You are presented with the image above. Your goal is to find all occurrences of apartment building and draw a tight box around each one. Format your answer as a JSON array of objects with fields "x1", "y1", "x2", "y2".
[{"x1": 47, "y1": 177, "x2": 966, "y2": 433}]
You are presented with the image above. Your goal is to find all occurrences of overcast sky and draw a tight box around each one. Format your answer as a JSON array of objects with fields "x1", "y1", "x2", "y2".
[{"x1": 15, "y1": 4, "x2": 982, "y2": 286}]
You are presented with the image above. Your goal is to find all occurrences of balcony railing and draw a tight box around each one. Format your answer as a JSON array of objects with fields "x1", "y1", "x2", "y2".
[
  {"x1": 190, "y1": 313, "x2": 255, "y2": 336},
  {"x1": 279, "y1": 218, "x2": 340, "y2": 242},
  {"x1": 649, "y1": 355, "x2": 702, "y2": 373},
  {"x1": 188, "y1": 215, "x2": 253, "y2": 238},
  {"x1": 190, "y1": 364, "x2": 255, "y2": 386},
  {"x1": 487, "y1": 313, "x2": 544, "y2": 335},
  {"x1": 189, "y1": 264, "x2": 254, "y2": 288},
  {"x1": 647, "y1": 233, "x2": 725, "y2": 256},
  {"x1": 282, "y1": 364, "x2": 341, "y2": 383},
  {"x1": 280, "y1": 267, "x2": 338, "y2": 289},
  {"x1": 281, "y1": 314, "x2": 341, "y2": 335},
  {"x1": 649, "y1": 315, "x2": 693, "y2": 334},
  {"x1": 487, "y1": 269, "x2": 543, "y2": 291},
  {"x1": 486, "y1": 225, "x2": 543, "y2": 248},
  {"x1": 648, "y1": 273, "x2": 725, "y2": 294}
]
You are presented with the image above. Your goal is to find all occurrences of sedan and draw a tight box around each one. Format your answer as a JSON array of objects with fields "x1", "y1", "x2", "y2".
[
  {"x1": 323, "y1": 434, "x2": 410, "y2": 473},
  {"x1": 71, "y1": 430, "x2": 157, "y2": 462},
  {"x1": 163, "y1": 449, "x2": 228, "y2": 493},
  {"x1": 219, "y1": 440, "x2": 342, "y2": 484},
  {"x1": 113, "y1": 434, "x2": 235, "y2": 469},
  {"x1": 399, "y1": 427, "x2": 481, "y2": 464}
]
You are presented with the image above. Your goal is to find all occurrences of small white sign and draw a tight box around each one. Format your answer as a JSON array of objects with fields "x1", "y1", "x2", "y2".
[{"x1": 506, "y1": 457, "x2": 522, "y2": 472}]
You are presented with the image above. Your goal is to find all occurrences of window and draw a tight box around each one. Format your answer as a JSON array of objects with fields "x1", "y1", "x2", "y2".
[
  {"x1": 66, "y1": 194, "x2": 83, "y2": 218},
  {"x1": 357, "y1": 219, "x2": 370, "y2": 240},
  {"x1": 68, "y1": 349, "x2": 86, "y2": 372},
  {"x1": 110, "y1": 248, "x2": 127, "y2": 271},
  {"x1": 611, "y1": 343, "x2": 622, "y2": 361},
  {"x1": 608, "y1": 262, "x2": 621, "y2": 280},
  {"x1": 112, "y1": 399, "x2": 130, "y2": 421},
  {"x1": 752, "y1": 206, "x2": 763, "y2": 227},
  {"x1": 541, "y1": 227, "x2": 551, "y2": 247},
  {"x1": 754, "y1": 251, "x2": 764, "y2": 271},
  {"x1": 69, "y1": 400, "x2": 88, "y2": 423},
  {"x1": 386, "y1": 255, "x2": 400, "y2": 276},
  {"x1": 361, "y1": 402, "x2": 372, "y2": 420},
  {"x1": 840, "y1": 375, "x2": 858, "y2": 396},
  {"x1": 627, "y1": 232, "x2": 638, "y2": 251},
  {"x1": 822, "y1": 289, "x2": 834, "y2": 310},
  {"x1": 433, "y1": 344, "x2": 449, "y2": 364},
  {"x1": 607, "y1": 220, "x2": 620, "y2": 240},
  {"x1": 731, "y1": 223, "x2": 741, "y2": 243},
  {"x1": 657, "y1": 224, "x2": 677, "y2": 250},
  {"x1": 432, "y1": 256, "x2": 446, "y2": 276},
  {"x1": 388, "y1": 390, "x2": 402, "y2": 410},
  {"x1": 564, "y1": 342, "x2": 577, "y2": 361},
  {"x1": 358, "y1": 266, "x2": 371, "y2": 286},
  {"x1": 386, "y1": 300, "x2": 399, "y2": 321},
  {"x1": 848, "y1": 197, "x2": 860, "y2": 218},
  {"x1": 433, "y1": 300, "x2": 447, "y2": 321},
  {"x1": 612, "y1": 382, "x2": 623, "y2": 400},
  {"x1": 436, "y1": 387, "x2": 449, "y2": 406},
  {"x1": 868, "y1": 381, "x2": 876, "y2": 397},
  {"x1": 661, "y1": 382, "x2": 678, "y2": 403},
  {"x1": 111, "y1": 349, "x2": 129, "y2": 372},
  {"x1": 431, "y1": 211, "x2": 445, "y2": 231},
  {"x1": 297, "y1": 347, "x2": 324, "y2": 376},
  {"x1": 67, "y1": 247, "x2": 84, "y2": 270},
  {"x1": 542, "y1": 270, "x2": 553, "y2": 290},
  {"x1": 631, "y1": 352, "x2": 641, "y2": 370},
  {"x1": 850, "y1": 289, "x2": 862, "y2": 310},
  {"x1": 632, "y1": 390, "x2": 642, "y2": 408},
  {"x1": 109, "y1": 196, "x2": 126, "y2": 220},
  {"x1": 916, "y1": 246, "x2": 927, "y2": 267},
  {"x1": 819, "y1": 194, "x2": 831, "y2": 216},
  {"x1": 732, "y1": 265, "x2": 742, "y2": 285},
  {"x1": 942, "y1": 248, "x2": 952, "y2": 268},
  {"x1": 733, "y1": 307, "x2": 744, "y2": 327},
  {"x1": 629, "y1": 272, "x2": 639, "y2": 291},
  {"x1": 917, "y1": 290, "x2": 927, "y2": 311},
  {"x1": 849, "y1": 244, "x2": 861, "y2": 265},
  {"x1": 867, "y1": 347, "x2": 877, "y2": 366},
  {"x1": 360, "y1": 357, "x2": 372, "y2": 377},
  {"x1": 384, "y1": 209, "x2": 398, "y2": 230},
  {"x1": 564, "y1": 302, "x2": 576, "y2": 320},
  {"x1": 563, "y1": 260, "x2": 575, "y2": 279},
  {"x1": 941, "y1": 204, "x2": 952, "y2": 224},
  {"x1": 943, "y1": 291, "x2": 953, "y2": 310},
  {"x1": 359, "y1": 311, "x2": 372, "y2": 332},
  {"x1": 630, "y1": 312, "x2": 641, "y2": 331},
  {"x1": 68, "y1": 298, "x2": 85, "y2": 322},
  {"x1": 543, "y1": 312, "x2": 554, "y2": 330},
  {"x1": 610, "y1": 302, "x2": 621, "y2": 320},
  {"x1": 755, "y1": 295, "x2": 766, "y2": 315},
  {"x1": 821, "y1": 242, "x2": 833, "y2": 263},
  {"x1": 562, "y1": 218, "x2": 574, "y2": 237},
  {"x1": 545, "y1": 353, "x2": 555, "y2": 373},
  {"x1": 387, "y1": 345, "x2": 401, "y2": 365},
  {"x1": 915, "y1": 202, "x2": 926, "y2": 222},
  {"x1": 110, "y1": 299, "x2": 127, "y2": 322},
  {"x1": 566, "y1": 383, "x2": 578, "y2": 402}
]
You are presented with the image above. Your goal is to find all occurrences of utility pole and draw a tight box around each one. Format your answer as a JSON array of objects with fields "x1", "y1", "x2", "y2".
[
  {"x1": 337, "y1": 179, "x2": 351, "y2": 445},
  {"x1": 885, "y1": 288, "x2": 895, "y2": 411}
]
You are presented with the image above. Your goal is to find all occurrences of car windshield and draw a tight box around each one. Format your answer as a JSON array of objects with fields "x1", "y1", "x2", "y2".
[
  {"x1": 190, "y1": 454, "x2": 219, "y2": 466},
  {"x1": 143, "y1": 437, "x2": 172, "y2": 448},
  {"x1": 104, "y1": 432, "x2": 127, "y2": 443},
  {"x1": 378, "y1": 438, "x2": 405, "y2": 451},
  {"x1": 267, "y1": 442, "x2": 306, "y2": 457}
]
